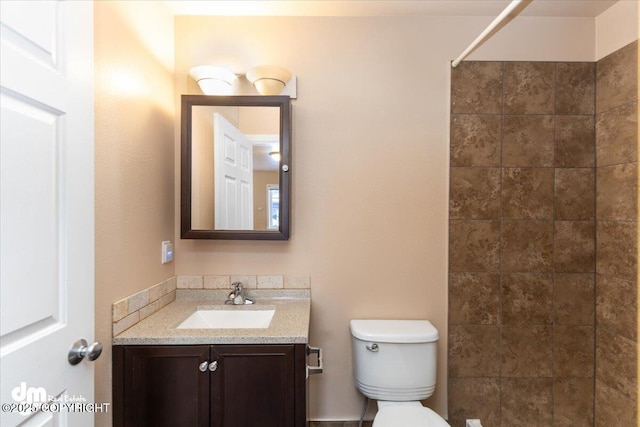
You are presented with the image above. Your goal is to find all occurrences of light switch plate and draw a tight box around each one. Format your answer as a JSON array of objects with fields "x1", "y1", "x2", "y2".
[{"x1": 161, "y1": 241, "x2": 173, "y2": 264}]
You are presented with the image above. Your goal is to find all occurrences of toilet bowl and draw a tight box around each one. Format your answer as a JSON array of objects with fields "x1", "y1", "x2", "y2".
[{"x1": 350, "y1": 319, "x2": 450, "y2": 427}]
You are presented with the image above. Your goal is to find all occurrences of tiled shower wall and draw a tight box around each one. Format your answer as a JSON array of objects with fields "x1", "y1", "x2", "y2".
[
  {"x1": 594, "y1": 40, "x2": 638, "y2": 425},
  {"x1": 448, "y1": 60, "x2": 597, "y2": 426}
]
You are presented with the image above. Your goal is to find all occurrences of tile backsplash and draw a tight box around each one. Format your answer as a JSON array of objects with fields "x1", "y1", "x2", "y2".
[
  {"x1": 176, "y1": 275, "x2": 311, "y2": 290},
  {"x1": 112, "y1": 275, "x2": 311, "y2": 336},
  {"x1": 112, "y1": 276, "x2": 177, "y2": 336}
]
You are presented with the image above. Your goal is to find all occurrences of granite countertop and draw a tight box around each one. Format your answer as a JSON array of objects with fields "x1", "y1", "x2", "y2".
[{"x1": 113, "y1": 289, "x2": 310, "y2": 345}]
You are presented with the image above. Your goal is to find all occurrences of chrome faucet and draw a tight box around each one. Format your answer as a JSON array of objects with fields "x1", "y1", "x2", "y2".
[{"x1": 225, "y1": 282, "x2": 254, "y2": 305}]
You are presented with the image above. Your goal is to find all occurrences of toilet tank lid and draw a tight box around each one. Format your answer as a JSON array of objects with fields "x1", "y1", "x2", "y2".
[{"x1": 350, "y1": 320, "x2": 439, "y2": 343}]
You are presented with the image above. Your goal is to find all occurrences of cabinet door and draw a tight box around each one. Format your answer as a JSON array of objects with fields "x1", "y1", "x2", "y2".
[
  {"x1": 123, "y1": 345, "x2": 210, "y2": 427},
  {"x1": 211, "y1": 345, "x2": 295, "y2": 427}
]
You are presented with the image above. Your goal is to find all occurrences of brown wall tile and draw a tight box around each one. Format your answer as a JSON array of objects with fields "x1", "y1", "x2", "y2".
[
  {"x1": 592, "y1": 40, "x2": 639, "y2": 427},
  {"x1": 449, "y1": 220, "x2": 501, "y2": 272},
  {"x1": 501, "y1": 273, "x2": 552, "y2": 324},
  {"x1": 596, "y1": 221, "x2": 638, "y2": 281},
  {"x1": 596, "y1": 40, "x2": 638, "y2": 113},
  {"x1": 501, "y1": 378, "x2": 553, "y2": 426},
  {"x1": 447, "y1": 57, "x2": 617, "y2": 427},
  {"x1": 501, "y1": 220, "x2": 553, "y2": 272},
  {"x1": 554, "y1": 378, "x2": 594, "y2": 427},
  {"x1": 595, "y1": 380, "x2": 638, "y2": 427},
  {"x1": 451, "y1": 62, "x2": 503, "y2": 114},
  {"x1": 554, "y1": 221, "x2": 595, "y2": 272},
  {"x1": 554, "y1": 326, "x2": 594, "y2": 377},
  {"x1": 450, "y1": 168, "x2": 501, "y2": 219},
  {"x1": 448, "y1": 378, "x2": 500, "y2": 427},
  {"x1": 449, "y1": 273, "x2": 500, "y2": 325},
  {"x1": 596, "y1": 101, "x2": 638, "y2": 166},
  {"x1": 554, "y1": 273, "x2": 594, "y2": 325},
  {"x1": 501, "y1": 326, "x2": 552, "y2": 377},
  {"x1": 556, "y1": 62, "x2": 595, "y2": 115},
  {"x1": 596, "y1": 162, "x2": 638, "y2": 221},
  {"x1": 555, "y1": 115, "x2": 595, "y2": 167},
  {"x1": 503, "y1": 115, "x2": 554, "y2": 167},
  {"x1": 555, "y1": 168, "x2": 595, "y2": 220},
  {"x1": 502, "y1": 168, "x2": 554, "y2": 219},
  {"x1": 504, "y1": 62, "x2": 555, "y2": 114},
  {"x1": 450, "y1": 114, "x2": 502, "y2": 167},
  {"x1": 449, "y1": 325, "x2": 500, "y2": 377},
  {"x1": 596, "y1": 328, "x2": 638, "y2": 401},
  {"x1": 596, "y1": 274, "x2": 638, "y2": 341}
]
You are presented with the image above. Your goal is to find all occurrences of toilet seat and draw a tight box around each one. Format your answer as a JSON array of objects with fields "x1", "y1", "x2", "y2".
[{"x1": 372, "y1": 405, "x2": 450, "y2": 427}]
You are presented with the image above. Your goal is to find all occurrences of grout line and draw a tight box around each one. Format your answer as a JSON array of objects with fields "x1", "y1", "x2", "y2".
[
  {"x1": 498, "y1": 60, "x2": 505, "y2": 425},
  {"x1": 592, "y1": 56, "x2": 598, "y2": 423},
  {"x1": 551, "y1": 62, "x2": 557, "y2": 426}
]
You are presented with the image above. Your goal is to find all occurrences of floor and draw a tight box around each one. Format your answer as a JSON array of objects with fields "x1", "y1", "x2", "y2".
[{"x1": 309, "y1": 422, "x2": 373, "y2": 427}]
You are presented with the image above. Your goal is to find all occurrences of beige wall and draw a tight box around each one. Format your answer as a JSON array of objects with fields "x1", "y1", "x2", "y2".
[
  {"x1": 595, "y1": 0, "x2": 640, "y2": 60},
  {"x1": 94, "y1": 1, "x2": 175, "y2": 425},
  {"x1": 191, "y1": 106, "x2": 216, "y2": 229},
  {"x1": 238, "y1": 106, "x2": 280, "y2": 135},
  {"x1": 174, "y1": 15, "x2": 594, "y2": 420}
]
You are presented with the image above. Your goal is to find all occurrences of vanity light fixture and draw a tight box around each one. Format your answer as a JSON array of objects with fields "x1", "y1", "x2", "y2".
[
  {"x1": 189, "y1": 65, "x2": 237, "y2": 95},
  {"x1": 269, "y1": 151, "x2": 281, "y2": 162},
  {"x1": 246, "y1": 65, "x2": 292, "y2": 96}
]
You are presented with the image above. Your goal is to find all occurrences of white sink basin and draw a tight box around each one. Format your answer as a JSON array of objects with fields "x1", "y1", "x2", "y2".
[{"x1": 176, "y1": 308, "x2": 275, "y2": 329}]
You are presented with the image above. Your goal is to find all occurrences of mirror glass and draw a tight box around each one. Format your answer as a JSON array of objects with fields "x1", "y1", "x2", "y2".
[{"x1": 181, "y1": 95, "x2": 290, "y2": 240}]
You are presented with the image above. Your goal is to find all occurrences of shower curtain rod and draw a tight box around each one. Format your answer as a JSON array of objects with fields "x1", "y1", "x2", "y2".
[{"x1": 451, "y1": 0, "x2": 524, "y2": 67}]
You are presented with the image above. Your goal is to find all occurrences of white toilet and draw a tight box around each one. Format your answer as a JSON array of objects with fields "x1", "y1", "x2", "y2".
[{"x1": 350, "y1": 319, "x2": 450, "y2": 427}]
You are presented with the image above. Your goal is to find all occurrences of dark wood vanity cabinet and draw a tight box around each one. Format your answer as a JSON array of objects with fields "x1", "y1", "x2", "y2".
[
  {"x1": 114, "y1": 345, "x2": 210, "y2": 427},
  {"x1": 113, "y1": 344, "x2": 307, "y2": 427}
]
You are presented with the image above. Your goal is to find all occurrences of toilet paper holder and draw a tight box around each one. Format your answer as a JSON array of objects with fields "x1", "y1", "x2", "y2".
[{"x1": 306, "y1": 345, "x2": 323, "y2": 378}]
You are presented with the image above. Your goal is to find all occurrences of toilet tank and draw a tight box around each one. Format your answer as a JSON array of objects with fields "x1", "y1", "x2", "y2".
[{"x1": 350, "y1": 319, "x2": 439, "y2": 401}]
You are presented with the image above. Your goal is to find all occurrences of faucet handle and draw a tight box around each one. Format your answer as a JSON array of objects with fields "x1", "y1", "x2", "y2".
[{"x1": 231, "y1": 281, "x2": 243, "y2": 291}]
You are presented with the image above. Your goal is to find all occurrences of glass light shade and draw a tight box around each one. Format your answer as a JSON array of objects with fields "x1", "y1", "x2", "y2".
[
  {"x1": 246, "y1": 66, "x2": 291, "y2": 95},
  {"x1": 197, "y1": 79, "x2": 233, "y2": 95},
  {"x1": 253, "y1": 79, "x2": 286, "y2": 96},
  {"x1": 269, "y1": 151, "x2": 281, "y2": 161},
  {"x1": 189, "y1": 66, "x2": 237, "y2": 95}
]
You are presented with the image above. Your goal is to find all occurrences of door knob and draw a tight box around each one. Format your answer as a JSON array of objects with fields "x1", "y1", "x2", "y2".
[
  {"x1": 199, "y1": 361, "x2": 209, "y2": 372},
  {"x1": 68, "y1": 339, "x2": 103, "y2": 365}
]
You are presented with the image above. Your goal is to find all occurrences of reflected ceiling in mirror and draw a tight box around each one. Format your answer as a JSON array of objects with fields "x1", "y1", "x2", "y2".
[{"x1": 181, "y1": 95, "x2": 291, "y2": 240}]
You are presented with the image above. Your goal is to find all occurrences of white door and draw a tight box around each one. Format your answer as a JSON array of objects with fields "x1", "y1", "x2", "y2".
[
  {"x1": 1, "y1": 1, "x2": 96, "y2": 426},
  {"x1": 213, "y1": 113, "x2": 254, "y2": 230}
]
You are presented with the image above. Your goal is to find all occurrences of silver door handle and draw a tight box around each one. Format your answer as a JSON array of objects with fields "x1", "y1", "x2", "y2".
[
  {"x1": 199, "y1": 361, "x2": 209, "y2": 372},
  {"x1": 68, "y1": 339, "x2": 103, "y2": 365},
  {"x1": 209, "y1": 361, "x2": 218, "y2": 372}
]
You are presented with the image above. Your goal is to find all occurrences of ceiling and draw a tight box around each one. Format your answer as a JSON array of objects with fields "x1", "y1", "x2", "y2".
[{"x1": 164, "y1": 0, "x2": 619, "y2": 18}]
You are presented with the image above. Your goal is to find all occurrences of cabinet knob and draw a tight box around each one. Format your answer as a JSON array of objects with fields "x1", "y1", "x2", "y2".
[
  {"x1": 209, "y1": 361, "x2": 218, "y2": 372},
  {"x1": 199, "y1": 361, "x2": 209, "y2": 372}
]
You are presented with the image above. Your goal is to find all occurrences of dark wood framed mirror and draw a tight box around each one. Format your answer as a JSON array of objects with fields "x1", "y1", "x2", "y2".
[{"x1": 181, "y1": 95, "x2": 291, "y2": 240}]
